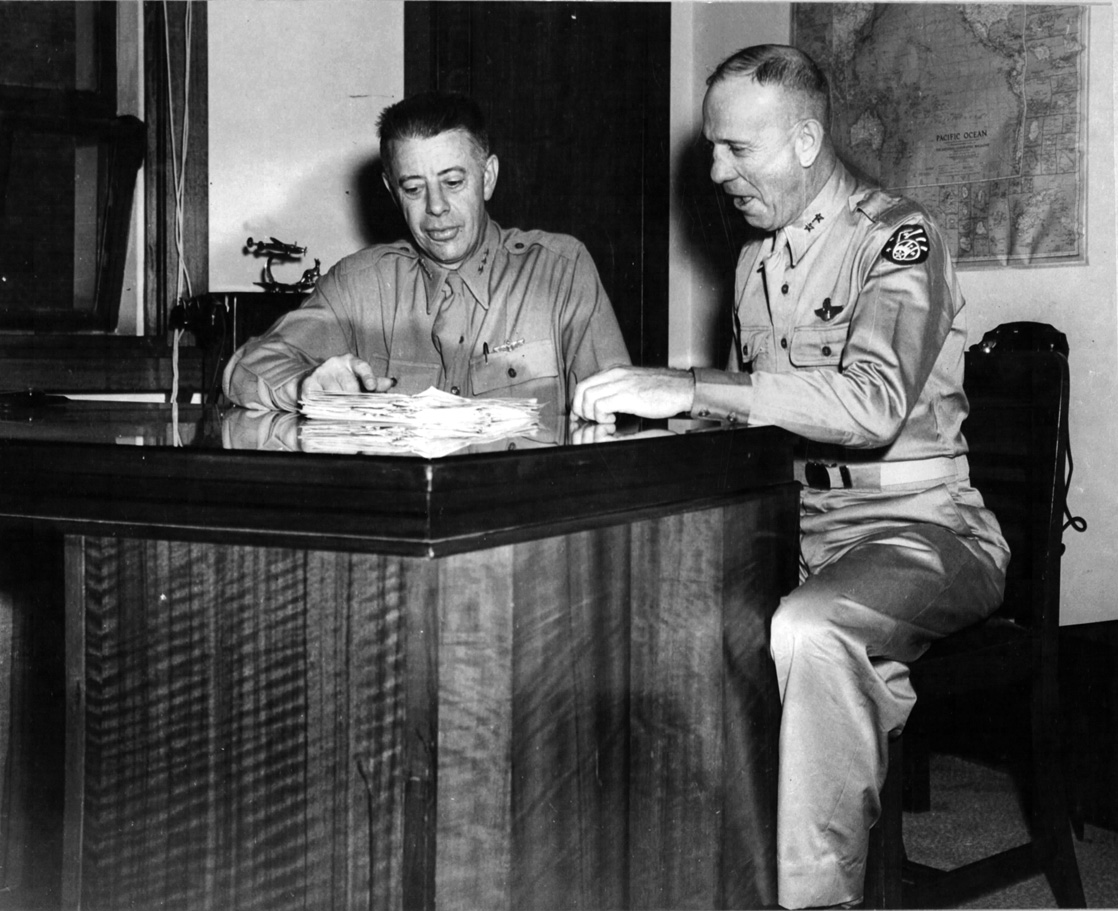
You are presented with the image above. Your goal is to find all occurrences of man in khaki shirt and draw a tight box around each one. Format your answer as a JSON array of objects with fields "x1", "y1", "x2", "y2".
[
  {"x1": 573, "y1": 45, "x2": 1009, "y2": 909},
  {"x1": 224, "y1": 92, "x2": 629, "y2": 416}
]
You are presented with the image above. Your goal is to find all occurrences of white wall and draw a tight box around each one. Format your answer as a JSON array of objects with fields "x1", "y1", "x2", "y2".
[
  {"x1": 208, "y1": 1, "x2": 404, "y2": 291},
  {"x1": 671, "y1": 1, "x2": 1118, "y2": 625},
  {"x1": 668, "y1": 2, "x2": 791, "y2": 368}
]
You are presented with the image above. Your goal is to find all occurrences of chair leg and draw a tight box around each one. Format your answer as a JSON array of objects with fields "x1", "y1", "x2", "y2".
[
  {"x1": 902, "y1": 717, "x2": 930, "y2": 814},
  {"x1": 1032, "y1": 759, "x2": 1086, "y2": 906},
  {"x1": 865, "y1": 735, "x2": 905, "y2": 909},
  {"x1": 1031, "y1": 678, "x2": 1086, "y2": 908},
  {"x1": 1061, "y1": 634, "x2": 1087, "y2": 841}
]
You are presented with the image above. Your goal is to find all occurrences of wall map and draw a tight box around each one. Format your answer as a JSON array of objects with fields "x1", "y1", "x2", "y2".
[{"x1": 793, "y1": 4, "x2": 1087, "y2": 266}]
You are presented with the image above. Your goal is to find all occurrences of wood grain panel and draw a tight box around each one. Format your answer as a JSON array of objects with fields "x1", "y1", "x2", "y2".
[
  {"x1": 629, "y1": 507, "x2": 728, "y2": 909},
  {"x1": 433, "y1": 547, "x2": 515, "y2": 908},
  {"x1": 0, "y1": 525, "x2": 67, "y2": 901},
  {"x1": 63, "y1": 486, "x2": 795, "y2": 910},
  {"x1": 77, "y1": 539, "x2": 413, "y2": 911},
  {"x1": 628, "y1": 491, "x2": 796, "y2": 910},
  {"x1": 427, "y1": 531, "x2": 634, "y2": 911},
  {"x1": 719, "y1": 490, "x2": 799, "y2": 908},
  {"x1": 508, "y1": 528, "x2": 630, "y2": 911}
]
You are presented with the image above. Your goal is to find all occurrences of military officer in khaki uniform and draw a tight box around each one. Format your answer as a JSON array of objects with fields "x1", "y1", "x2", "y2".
[
  {"x1": 572, "y1": 45, "x2": 1009, "y2": 909},
  {"x1": 224, "y1": 92, "x2": 629, "y2": 417}
]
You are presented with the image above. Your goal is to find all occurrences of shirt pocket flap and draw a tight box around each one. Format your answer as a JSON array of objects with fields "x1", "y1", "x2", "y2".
[
  {"x1": 471, "y1": 339, "x2": 558, "y2": 395},
  {"x1": 789, "y1": 325, "x2": 847, "y2": 367}
]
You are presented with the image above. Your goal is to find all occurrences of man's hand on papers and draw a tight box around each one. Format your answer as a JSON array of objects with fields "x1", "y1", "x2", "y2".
[
  {"x1": 571, "y1": 366, "x2": 695, "y2": 424},
  {"x1": 300, "y1": 354, "x2": 397, "y2": 397}
]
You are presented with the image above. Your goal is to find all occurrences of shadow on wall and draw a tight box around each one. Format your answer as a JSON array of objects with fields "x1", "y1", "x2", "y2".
[
  {"x1": 352, "y1": 154, "x2": 410, "y2": 248},
  {"x1": 673, "y1": 128, "x2": 762, "y2": 367}
]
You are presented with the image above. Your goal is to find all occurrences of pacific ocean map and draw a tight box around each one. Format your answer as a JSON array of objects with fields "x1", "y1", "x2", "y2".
[{"x1": 792, "y1": 4, "x2": 1087, "y2": 266}]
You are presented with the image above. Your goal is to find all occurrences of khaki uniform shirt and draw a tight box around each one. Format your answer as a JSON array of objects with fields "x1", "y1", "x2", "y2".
[
  {"x1": 691, "y1": 162, "x2": 1007, "y2": 570},
  {"x1": 223, "y1": 217, "x2": 630, "y2": 416}
]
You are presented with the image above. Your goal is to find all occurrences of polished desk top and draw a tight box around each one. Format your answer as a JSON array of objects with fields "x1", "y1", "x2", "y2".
[{"x1": 0, "y1": 398, "x2": 794, "y2": 556}]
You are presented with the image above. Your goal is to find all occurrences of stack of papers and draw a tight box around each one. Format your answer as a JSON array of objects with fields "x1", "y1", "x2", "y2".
[{"x1": 298, "y1": 387, "x2": 542, "y2": 458}]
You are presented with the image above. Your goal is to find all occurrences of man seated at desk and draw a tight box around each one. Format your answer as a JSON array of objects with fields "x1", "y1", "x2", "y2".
[
  {"x1": 223, "y1": 91, "x2": 630, "y2": 414},
  {"x1": 571, "y1": 44, "x2": 1009, "y2": 910}
]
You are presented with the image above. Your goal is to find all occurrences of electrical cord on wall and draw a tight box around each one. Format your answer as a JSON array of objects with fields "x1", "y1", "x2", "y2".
[{"x1": 164, "y1": 0, "x2": 193, "y2": 444}]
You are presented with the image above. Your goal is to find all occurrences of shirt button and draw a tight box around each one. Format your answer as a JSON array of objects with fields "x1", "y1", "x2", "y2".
[
  {"x1": 697, "y1": 408, "x2": 710, "y2": 418},
  {"x1": 780, "y1": 337, "x2": 788, "y2": 349},
  {"x1": 822, "y1": 346, "x2": 832, "y2": 356},
  {"x1": 781, "y1": 283, "x2": 789, "y2": 294},
  {"x1": 727, "y1": 413, "x2": 739, "y2": 424},
  {"x1": 507, "y1": 367, "x2": 517, "y2": 378},
  {"x1": 450, "y1": 385, "x2": 460, "y2": 395}
]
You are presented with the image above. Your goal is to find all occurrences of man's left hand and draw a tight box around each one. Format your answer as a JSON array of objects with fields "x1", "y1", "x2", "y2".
[{"x1": 570, "y1": 366, "x2": 694, "y2": 424}]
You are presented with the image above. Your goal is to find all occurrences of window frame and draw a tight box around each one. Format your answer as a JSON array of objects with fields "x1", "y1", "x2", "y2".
[{"x1": 0, "y1": 2, "x2": 137, "y2": 332}]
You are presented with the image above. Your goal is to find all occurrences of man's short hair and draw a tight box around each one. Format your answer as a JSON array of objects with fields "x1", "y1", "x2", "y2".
[
  {"x1": 708, "y1": 44, "x2": 831, "y2": 127},
  {"x1": 377, "y1": 91, "x2": 490, "y2": 172}
]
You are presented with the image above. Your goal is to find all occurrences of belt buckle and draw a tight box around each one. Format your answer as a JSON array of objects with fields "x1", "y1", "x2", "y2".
[{"x1": 805, "y1": 462, "x2": 852, "y2": 490}]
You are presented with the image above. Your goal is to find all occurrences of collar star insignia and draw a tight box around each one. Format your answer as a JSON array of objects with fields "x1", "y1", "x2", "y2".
[
  {"x1": 803, "y1": 213, "x2": 825, "y2": 232},
  {"x1": 814, "y1": 297, "x2": 844, "y2": 322}
]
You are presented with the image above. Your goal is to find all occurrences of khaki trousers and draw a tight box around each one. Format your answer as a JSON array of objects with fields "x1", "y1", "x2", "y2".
[{"x1": 771, "y1": 489, "x2": 1007, "y2": 909}]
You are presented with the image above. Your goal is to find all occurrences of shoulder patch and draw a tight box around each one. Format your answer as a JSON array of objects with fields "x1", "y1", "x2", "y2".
[{"x1": 882, "y1": 224, "x2": 930, "y2": 265}]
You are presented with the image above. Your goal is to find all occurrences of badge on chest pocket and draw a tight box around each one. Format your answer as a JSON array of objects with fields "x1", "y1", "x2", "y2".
[
  {"x1": 470, "y1": 338, "x2": 557, "y2": 394},
  {"x1": 813, "y1": 297, "x2": 845, "y2": 322}
]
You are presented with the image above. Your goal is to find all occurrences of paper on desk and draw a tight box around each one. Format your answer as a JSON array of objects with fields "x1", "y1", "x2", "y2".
[{"x1": 298, "y1": 386, "x2": 542, "y2": 456}]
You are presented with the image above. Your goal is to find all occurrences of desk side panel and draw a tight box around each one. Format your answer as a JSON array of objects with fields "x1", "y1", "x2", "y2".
[
  {"x1": 628, "y1": 488, "x2": 795, "y2": 910},
  {"x1": 70, "y1": 532, "x2": 635, "y2": 911},
  {"x1": 433, "y1": 527, "x2": 632, "y2": 911},
  {"x1": 76, "y1": 539, "x2": 417, "y2": 911},
  {"x1": 0, "y1": 525, "x2": 67, "y2": 904},
  {"x1": 63, "y1": 481, "x2": 795, "y2": 911}
]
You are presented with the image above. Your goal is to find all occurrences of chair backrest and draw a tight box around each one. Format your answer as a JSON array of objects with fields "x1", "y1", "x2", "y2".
[{"x1": 962, "y1": 347, "x2": 1070, "y2": 631}]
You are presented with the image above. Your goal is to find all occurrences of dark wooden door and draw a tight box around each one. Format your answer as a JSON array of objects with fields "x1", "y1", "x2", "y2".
[{"x1": 405, "y1": 1, "x2": 670, "y2": 367}]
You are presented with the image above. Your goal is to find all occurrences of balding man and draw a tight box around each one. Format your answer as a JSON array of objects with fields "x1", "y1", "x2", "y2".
[{"x1": 573, "y1": 45, "x2": 1008, "y2": 909}]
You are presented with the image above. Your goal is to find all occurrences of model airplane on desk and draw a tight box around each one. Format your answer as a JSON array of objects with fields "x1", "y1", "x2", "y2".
[{"x1": 245, "y1": 236, "x2": 320, "y2": 294}]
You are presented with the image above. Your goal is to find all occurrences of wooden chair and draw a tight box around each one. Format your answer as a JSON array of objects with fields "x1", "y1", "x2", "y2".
[{"x1": 864, "y1": 345, "x2": 1086, "y2": 908}]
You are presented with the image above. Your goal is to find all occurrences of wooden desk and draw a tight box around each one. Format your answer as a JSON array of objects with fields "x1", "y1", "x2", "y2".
[{"x1": 0, "y1": 402, "x2": 798, "y2": 911}]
